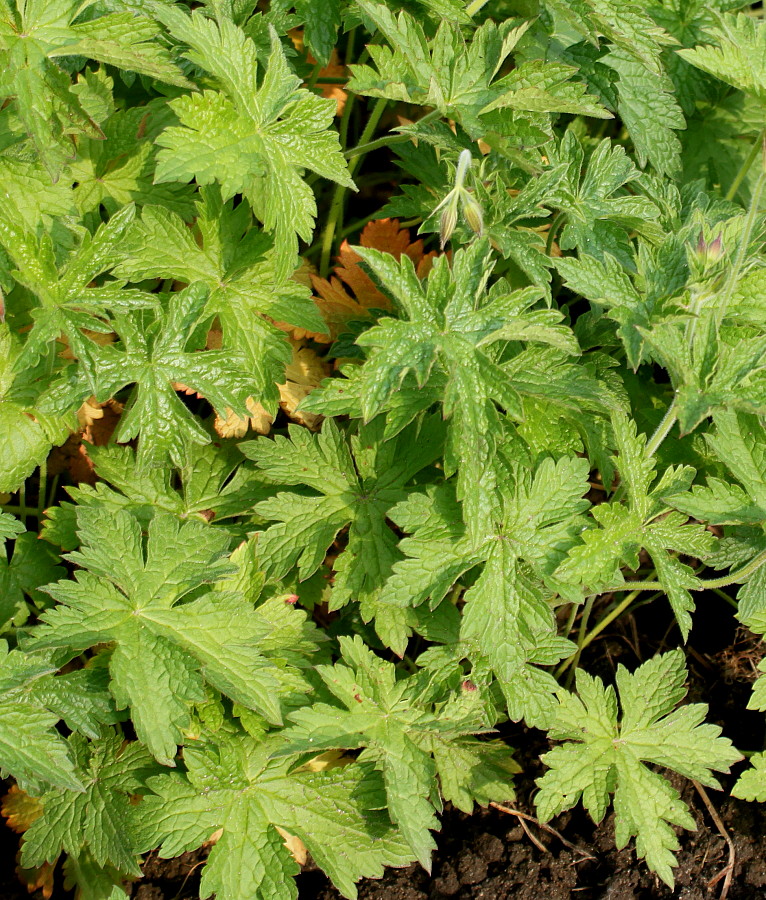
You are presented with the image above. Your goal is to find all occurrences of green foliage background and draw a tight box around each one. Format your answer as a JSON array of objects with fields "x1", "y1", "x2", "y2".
[{"x1": 0, "y1": 0, "x2": 765, "y2": 896}]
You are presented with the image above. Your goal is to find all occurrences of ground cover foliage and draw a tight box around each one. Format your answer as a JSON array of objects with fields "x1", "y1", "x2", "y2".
[{"x1": 1, "y1": 0, "x2": 766, "y2": 897}]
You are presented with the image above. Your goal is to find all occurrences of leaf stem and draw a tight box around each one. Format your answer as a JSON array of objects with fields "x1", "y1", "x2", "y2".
[
  {"x1": 725, "y1": 129, "x2": 765, "y2": 202},
  {"x1": 645, "y1": 397, "x2": 678, "y2": 457},
  {"x1": 320, "y1": 97, "x2": 389, "y2": 277},
  {"x1": 466, "y1": 0, "x2": 491, "y2": 14},
  {"x1": 344, "y1": 109, "x2": 441, "y2": 160},
  {"x1": 712, "y1": 587, "x2": 738, "y2": 610},
  {"x1": 18, "y1": 484, "x2": 27, "y2": 525},
  {"x1": 610, "y1": 397, "x2": 678, "y2": 505},
  {"x1": 545, "y1": 211, "x2": 565, "y2": 256},
  {"x1": 562, "y1": 594, "x2": 595, "y2": 688},
  {"x1": 37, "y1": 457, "x2": 47, "y2": 524},
  {"x1": 595, "y1": 544, "x2": 766, "y2": 595},
  {"x1": 556, "y1": 589, "x2": 663, "y2": 678}
]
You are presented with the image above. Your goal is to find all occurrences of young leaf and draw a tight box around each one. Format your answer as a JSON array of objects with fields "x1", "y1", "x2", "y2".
[
  {"x1": 347, "y1": 238, "x2": 577, "y2": 544},
  {"x1": 349, "y1": 3, "x2": 608, "y2": 145},
  {"x1": 546, "y1": 132, "x2": 659, "y2": 267},
  {"x1": 153, "y1": 10, "x2": 354, "y2": 275},
  {"x1": 536, "y1": 650, "x2": 741, "y2": 888}
]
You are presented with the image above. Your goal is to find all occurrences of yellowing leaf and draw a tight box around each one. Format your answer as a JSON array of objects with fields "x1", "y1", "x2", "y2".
[
  {"x1": 310, "y1": 219, "x2": 438, "y2": 340},
  {"x1": 2, "y1": 784, "x2": 43, "y2": 834},
  {"x1": 275, "y1": 826, "x2": 308, "y2": 866},
  {"x1": 279, "y1": 345, "x2": 330, "y2": 429},
  {"x1": 214, "y1": 344, "x2": 329, "y2": 437},
  {"x1": 2, "y1": 787, "x2": 54, "y2": 900},
  {"x1": 214, "y1": 397, "x2": 274, "y2": 439}
]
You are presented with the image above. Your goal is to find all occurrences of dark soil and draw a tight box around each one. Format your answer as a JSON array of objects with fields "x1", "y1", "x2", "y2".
[{"x1": 4, "y1": 589, "x2": 766, "y2": 899}]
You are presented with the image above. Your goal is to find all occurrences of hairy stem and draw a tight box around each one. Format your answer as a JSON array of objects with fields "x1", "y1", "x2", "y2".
[
  {"x1": 562, "y1": 594, "x2": 595, "y2": 687},
  {"x1": 545, "y1": 211, "x2": 565, "y2": 256},
  {"x1": 645, "y1": 397, "x2": 679, "y2": 458},
  {"x1": 725, "y1": 129, "x2": 765, "y2": 202},
  {"x1": 37, "y1": 457, "x2": 47, "y2": 524}
]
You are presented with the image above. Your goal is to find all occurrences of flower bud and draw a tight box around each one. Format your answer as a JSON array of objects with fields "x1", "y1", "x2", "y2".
[
  {"x1": 695, "y1": 231, "x2": 724, "y2": 264},
  {"x1": 440, "y1": 201, "x2": 459, "y2": 249},
  {"x1": 461, "y1": 191, "x2": 484, "y2": 238}
]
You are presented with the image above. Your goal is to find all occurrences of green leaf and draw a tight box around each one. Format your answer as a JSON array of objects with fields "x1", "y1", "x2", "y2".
[
  {"x1": 604, "y1": 49, "x2": 685, "y2": 178},
  {"x1": 114, "y1": 190, "x2": 323, "y2": 407},
  {"x1": 546, "y1": 132, "x2": 659, "y2": 267},
  {"x1": 0, "y1": 642, "x2": 84, "y2": 792},
  {"x1": 20, "y1": 729, "x2": 156, "y2": 877},
  {"x1": 536, "y1": 650, "x2": 741, "y2": 888},
  {"x1": 153, "y1": 11, "x2": 354, "y2": 276},
  {"x1": 135, "y1": 734, "x2": 413, "y2": 900},
  {"x1": 277, "y1": 635, "x2": 510, "y2": 870},
  {"x1": 382, "y1": 455, "x2": 590, "y2": 727},
  {"x1": 296, "y1": 0, "x2": 341, "y2": 66},
  {"x1": 732, "y1": 751, "x2": 766, "y2": 802},
  {"x1": 0, "y1": 532, "x2": 65, "y2": 629},
  {"x1": 348, "y1": 5, "x2": 607, "y2": 147},
  {"x1": 0, "y1": 3, "x2": 190, "y2": 177},
  {"x1": 348, "y1": 239, "x2": 576, "y2": 544},
  {"x1": 677, "y1": 12, "x2": 766, "y2": 105},
  {"x1": 556, "y1": 413, "x2": 713, "y2": 637},
  {"x1": 553, "y1": 252, "x2": 650, "y2": 369},
  {"x1": 640, "y1": 311, "x2": 766, "y2": 434},
  {"x1": 0, "y1": 511, "x2": 25, "y2": 543},
  {"x1": 545, "y1": 0, "x2": 678, "y2": 74},
  {"x1": 70, "y1": 99, "x2": 196, "y2": 220},
  {"x1": 667, "y1": 409, "x2": 766, "y2": 526},
  {"x1": 89, "y1": 283, "x2": 253, "y2": 468},
  {"x1": 29, "y1": 507, "x2": 311, "y2": 764},
  {"x1": 0, "y1": 200, "x2": 155, "y2": 386},
  {"x1": 241, "y1": 415, "x2": 443, "y2": 653}
]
